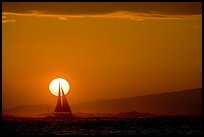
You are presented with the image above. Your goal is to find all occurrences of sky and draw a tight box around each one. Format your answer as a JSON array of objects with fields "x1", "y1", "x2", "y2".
[{"x1": 2, "y1": 2, "x2": 202, "y2": 110}]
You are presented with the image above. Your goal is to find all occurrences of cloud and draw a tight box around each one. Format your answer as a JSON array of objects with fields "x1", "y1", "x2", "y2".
[
  {"x1": 2, "y1": 10, "x2": 201, "y2": 23},
  {"x1": 2, "y1": 15, "x2": 16, "y2": 23},
  {"x1": 2, "y1": 2, "x2": 202, "y2": 23},
  {"x1": 2, "y1": 19, "x2": 16, "y2": 23},
  {"x1": 2, "y1": 2, "x2": 202, "y2": 16},
  {"x1": 2, "y1": 16, "x2": 7, "y2": 19}
]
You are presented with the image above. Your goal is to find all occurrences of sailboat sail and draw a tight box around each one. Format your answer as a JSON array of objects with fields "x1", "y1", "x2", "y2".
[
  {"x1": 61, "y1": 86, "x2": 71, "y2": 112},
  {"x1": 54, "y1": 82, "x2": 62, "y2": 112},
  {"x1": 54, "y1": 82, "x2": 71, "y2": 113}
]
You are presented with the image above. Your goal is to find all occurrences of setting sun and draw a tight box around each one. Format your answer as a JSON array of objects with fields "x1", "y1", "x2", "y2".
[{"x1": 49, "y1": 78, "x2": 70, "y2": 96}]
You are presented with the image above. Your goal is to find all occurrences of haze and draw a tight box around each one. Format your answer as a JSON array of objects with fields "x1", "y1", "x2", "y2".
[{"x1": 2, "y1": 2, "x2": 202, "y2": 110}]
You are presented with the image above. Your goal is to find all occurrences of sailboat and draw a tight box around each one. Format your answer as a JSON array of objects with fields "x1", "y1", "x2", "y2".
[{"x1": 54, "y1": 82, "x2": 71, "y2": 114}]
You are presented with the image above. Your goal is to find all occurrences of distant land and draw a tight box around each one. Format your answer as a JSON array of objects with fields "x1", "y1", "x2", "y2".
[{"x1": 3, "y1": 88, "x2": 202, "y2": 116}]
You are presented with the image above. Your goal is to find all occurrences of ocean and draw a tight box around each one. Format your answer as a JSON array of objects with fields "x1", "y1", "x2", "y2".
[{"x1": 1, "y1": 117, "x2": 202, "y2": 135}]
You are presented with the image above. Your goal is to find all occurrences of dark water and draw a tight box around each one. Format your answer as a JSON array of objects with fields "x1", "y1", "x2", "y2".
[{"x1": 1, "y1": 117, "x2": 202, "y2": 135}]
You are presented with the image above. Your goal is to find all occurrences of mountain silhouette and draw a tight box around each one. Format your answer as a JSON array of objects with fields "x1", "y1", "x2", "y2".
[{"x1": 3, "y1": 88, "x2": 202, "y2": 116}]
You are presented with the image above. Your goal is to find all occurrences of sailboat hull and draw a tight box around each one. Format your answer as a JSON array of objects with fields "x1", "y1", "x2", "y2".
[{"x1": 45, "y1": 112, "x2": 75, "y2": 119}]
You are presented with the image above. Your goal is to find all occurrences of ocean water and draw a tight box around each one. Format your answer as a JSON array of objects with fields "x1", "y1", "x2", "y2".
[{"x1": 1, "y1": 117, "x2": 202, "y2": 135}]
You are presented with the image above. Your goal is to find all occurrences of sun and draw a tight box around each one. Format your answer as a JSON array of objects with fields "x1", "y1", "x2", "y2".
[{"x1": 49, "y1": 78, "x2": 70, "y2": 96}]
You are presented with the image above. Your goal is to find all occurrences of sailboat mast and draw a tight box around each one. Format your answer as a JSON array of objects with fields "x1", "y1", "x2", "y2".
[{"x1": 54, "y1": 82, "x2": 62, "y2": 112}]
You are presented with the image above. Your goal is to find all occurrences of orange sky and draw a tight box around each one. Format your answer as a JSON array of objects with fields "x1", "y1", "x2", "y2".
[{"x1": 2, "y1": 2, "x2": 202, "y2": 110}]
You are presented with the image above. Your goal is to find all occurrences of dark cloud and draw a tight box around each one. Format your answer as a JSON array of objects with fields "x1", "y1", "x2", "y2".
[{"x1": 2, "y1": 2, "x2": 202, "y2": 15}]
